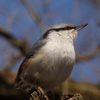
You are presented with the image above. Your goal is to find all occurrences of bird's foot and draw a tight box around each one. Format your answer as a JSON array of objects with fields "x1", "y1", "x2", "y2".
[
  {"x1": 47, "y1": 91, "x2": 55, "y2": 100},
  {"x1": 37, "y1": 86, "x2": 49, "y2": 100}
]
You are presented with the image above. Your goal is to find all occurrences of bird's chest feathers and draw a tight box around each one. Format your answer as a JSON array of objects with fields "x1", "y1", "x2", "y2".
[{"x1": 42, "y1": 36, "x2": 75, "y2": 66}]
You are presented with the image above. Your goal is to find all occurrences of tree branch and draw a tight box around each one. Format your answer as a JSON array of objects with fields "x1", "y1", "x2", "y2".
[
  {"x1": 21, "y1": 0, "x2": 45, "y2": 31},
  {"x1": 3, "y1": 52, "x2": 23, "y2": 71},
  {"x1": 0, "y1": 25, "x2": 30, "y2": 55},
  {"x1": 76, "y1": 45, "x2": 100, "y2": 61}
]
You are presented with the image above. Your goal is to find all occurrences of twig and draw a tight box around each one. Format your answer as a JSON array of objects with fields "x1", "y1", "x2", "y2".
[
  {"x1": 76, "y1": 44, "x2": 100, "y2": 61},
  {"x1": 3, "y1": 52, "x2": 23, "y2": 71},
  {"x1": 0, "y1": 25, "x2": 30, "y2": 55},
  {"x1": 29, "y1": 89, "x2": 84, "y2": 100},
  {"x1": 21, "y1": 0, "x2": 45, "y2": 31}
]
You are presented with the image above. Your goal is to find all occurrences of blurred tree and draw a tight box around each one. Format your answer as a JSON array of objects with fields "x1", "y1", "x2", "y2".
[{"x1": 0, "y1": 0, "x2": 100, "y2": 100}]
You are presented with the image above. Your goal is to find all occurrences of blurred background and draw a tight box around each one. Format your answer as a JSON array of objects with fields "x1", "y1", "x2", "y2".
[{"x1": 0, "y1": 0, "x2": 100, "y2": 100}]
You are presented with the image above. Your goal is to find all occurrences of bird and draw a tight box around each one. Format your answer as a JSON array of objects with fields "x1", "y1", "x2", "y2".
[{"x1": 14, "y1": 23, "x2": 88, "y2": 92}]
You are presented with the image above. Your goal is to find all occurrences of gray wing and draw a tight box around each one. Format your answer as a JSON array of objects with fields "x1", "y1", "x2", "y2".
[
  {"x1": 25, "y1": 36, "x2": 47, "y2": 61},
  {"x1": 14, "y1": 36, "x2": 47, "y2": 88}
]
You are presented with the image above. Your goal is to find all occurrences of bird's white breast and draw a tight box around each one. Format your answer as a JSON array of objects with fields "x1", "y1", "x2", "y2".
[
  {"x1": 43, "y1": 31, "x2": 75, "y2": 64},
  {"x1": 25, "y1": 31, "x2": 75, "y2": 90},
  {"x1": 36, "y1": 32, "x2": 75, "y2": 89}
]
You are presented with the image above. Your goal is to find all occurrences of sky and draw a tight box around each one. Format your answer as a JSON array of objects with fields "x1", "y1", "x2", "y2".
[{"x1": 0, "y1": 0, "x2": 100, "y2": 84}]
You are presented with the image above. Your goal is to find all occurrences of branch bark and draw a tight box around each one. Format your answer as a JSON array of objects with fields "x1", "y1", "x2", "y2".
[{"x1": 29, "y1": 89, "x2": 84, "y2": 100}]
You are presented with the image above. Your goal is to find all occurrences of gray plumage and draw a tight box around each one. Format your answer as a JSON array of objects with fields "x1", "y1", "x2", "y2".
[{"x1": 14, "y1": 23, "x2": 88, "y2": 90}]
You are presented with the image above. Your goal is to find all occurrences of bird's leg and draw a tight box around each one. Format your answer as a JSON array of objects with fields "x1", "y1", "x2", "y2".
[
  {"x1": 47, "y1": 91, "x2": 55, "y2": 100},
  {"x1": 37, "y1": 86, "x2": 49, "y2": 100}
]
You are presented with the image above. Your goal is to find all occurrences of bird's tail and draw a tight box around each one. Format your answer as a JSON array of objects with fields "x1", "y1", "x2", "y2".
[{"x1": 14, "y1": 80, "x2": 30, "y2": 90}]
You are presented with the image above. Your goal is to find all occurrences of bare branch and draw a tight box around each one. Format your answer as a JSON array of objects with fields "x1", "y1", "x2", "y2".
[
  {"x1": 21, "y1": 0, "x2": 45, "y2": 31},
  {"x1": 76, "y1": 45, "x2": 100, "y2": 61},
  {"x1": 3, "y1": 52, "x2": 23, "y2": 71},
  {"x1": 29, "y1": 88, "x2": 84, "y2": 100},
  {"x1": 0, "y1": 25, "x2": 30, "y2": 55}
]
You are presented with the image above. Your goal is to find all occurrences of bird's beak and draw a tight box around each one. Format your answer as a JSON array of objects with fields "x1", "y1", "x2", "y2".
[{"x1": 76, "y1": 23, "x2": 88, "y2": 31}]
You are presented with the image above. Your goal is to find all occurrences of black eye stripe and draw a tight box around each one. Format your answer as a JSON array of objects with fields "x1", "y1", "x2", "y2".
[
  {"x1": 43, "y1": 26, "x2": 76, "y2": 39},
  {"x1": 48, "y1": 26, "x2": 76, "y2": 31}
]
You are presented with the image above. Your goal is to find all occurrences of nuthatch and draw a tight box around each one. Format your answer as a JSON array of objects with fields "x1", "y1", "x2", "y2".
[{"x1": 14, "y1": 23, "x2": 88, "y2": 91}]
